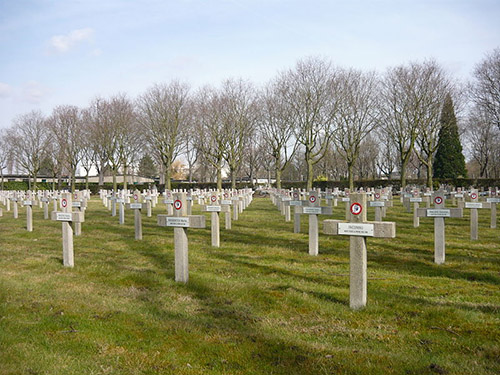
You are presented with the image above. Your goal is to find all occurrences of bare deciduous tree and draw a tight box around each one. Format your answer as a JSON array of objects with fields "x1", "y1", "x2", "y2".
[
  {"x1": 332, "y1": 68, "x2": 380, "y2": 190},
  {"x1": 381, "y1": 60, "x2": 450, "y2": 188},
  {"x1": 258, "y1": 79, "x2": 299, "y2": 189},
  {"x1": 9, "y1": 110, "x2": 49, "y2": 190},
  {"x1": 137, "y1": 81, "x2": 190, "y2": 190},
  {"x1": 194, "y1": 85, "x2": 226, "y2": 190},
  {"x1": 470, "y1": 48, "x2": 500, "y2": 131},
  {"x1": 465, "y1": 106, "x2": 498, "y2": 178},
  {"x1": 280, "y1": 57, "x2": 339, "y2": 190},
  {"x1": 47, "y1": 105, "x2": 85, "y2": 192},
  {"x1": 220, "y1": 78, "x2": 257, "y2": 189}
]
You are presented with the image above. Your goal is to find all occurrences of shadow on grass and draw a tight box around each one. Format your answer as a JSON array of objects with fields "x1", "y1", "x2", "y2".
[{"x1": 369, "y1": 244, "x2": 500, "y2": 285}]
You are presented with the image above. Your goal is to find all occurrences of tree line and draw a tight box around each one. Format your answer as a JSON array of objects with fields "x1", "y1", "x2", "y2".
[{"x1": 0, "y1": 49, "x2": 499, "y2": 192}]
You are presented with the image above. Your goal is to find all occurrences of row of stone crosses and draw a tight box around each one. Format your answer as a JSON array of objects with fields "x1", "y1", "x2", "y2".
[
  {"x1": 0, "y1": 188, "x2": 253, "y2": 280},
  {"x1": 268, "y1": 186, "x2": 499, "y2": 309},
  {"x1": 1, "y1": 186, "x2": 498, "y2": 310}
]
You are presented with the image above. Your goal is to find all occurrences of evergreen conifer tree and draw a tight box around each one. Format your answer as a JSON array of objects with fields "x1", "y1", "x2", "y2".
[{"x1": 434, "y1": 94, "x2": 467, "y2": 178}]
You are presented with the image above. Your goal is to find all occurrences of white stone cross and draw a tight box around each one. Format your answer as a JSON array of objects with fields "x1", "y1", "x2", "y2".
[
  {"x1": 126, "y1": 189, "x2": 147, "y2": 240},
  {"x1": 22, "y1": 191, "x2": 37, "y2": 232},
  {"x1": 464, "y1": 189, "x2": 491, "y2": 240},
  {"x1": 220, "y1": 191, "x2": 233, "y2": 230},
  {"x1": 409, "y1": 190, "x2": 423, "y2": 228},
  {"x1": 50, "y1": 192, "x2": 85, "y2": 267},
  {"x1": 323, "y1": 193, "x2": 396, "y2": 309},
  {"x1": 201, "y1": 192, "x2": 230, "y2": 247},
  {"x1": 486, "y1": 189, "x2": 499, "y2": 229},
  {"x1": 368, "y1": 189, "x2": 392, "y2": 222},
  {"x1": 295, "y1": 191, "x2": 332, "y2": 256},
  {"x1": 416, "y1": 189, "x2": 462, "y2": 264},
  {"x1": 72, "y1": 191, "x2": 86, "y2": 235},
  {"x1": 286, "y1": 190, "x2": 304, "y2": 233},
  {"x1": 157, "y1": 192, "x2": 206, "y2": 283}
]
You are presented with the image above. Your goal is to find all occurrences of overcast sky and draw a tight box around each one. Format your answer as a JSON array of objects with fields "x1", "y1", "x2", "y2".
[{"x1": 0, "y1": 0, "x2": 499, "y2": 129}]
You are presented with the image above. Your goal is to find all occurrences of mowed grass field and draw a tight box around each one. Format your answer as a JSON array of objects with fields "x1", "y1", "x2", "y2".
[{"x1": 0, "y1": 195, "x2": 499, "y2": 375}]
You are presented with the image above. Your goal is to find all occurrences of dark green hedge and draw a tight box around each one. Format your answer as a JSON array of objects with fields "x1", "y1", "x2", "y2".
[{"x1": 2, "y1": 178, "x2": 498, "y2": 193}]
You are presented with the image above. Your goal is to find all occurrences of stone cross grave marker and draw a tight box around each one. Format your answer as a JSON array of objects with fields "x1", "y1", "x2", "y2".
[
  {"x1": 157, "y1": 192, "x2": 206, "y2": 283},
  {"x1": 416, "y1": 189, "x2": 462, "y2": 264},
  {"x1": 201, "y1": 192, "x2": 230, "y2": 247},
  {"x1": 410, "y1": 190, "x2": 423, "y2": 227},
  {"x1": 126, "y1": 190, "x2": 147, "y2": 240},
  {"x1": 22, "y1": 191, "x2": 37, "y2": 232},
  {"x1": 221, "y1": 191, "x2": 233, "y2": 230},
  {"x1": 40, "y1": 191, "x2": 50, "y2": 219},
  {"x1": 164, "y1": 190, "x2": 174, "y2": 215},
  {"x1": 11, "y1": 192, "x2": 19, "y2": 219},
  {"x1": 287, "y1": 190, "x2": 304, "y2": 233},
  {"x1": 486, "y1": 189, "x2": 499, "y2": 229},
  {"x1": 368, "y1": 189, "x2": 392, "y2": 222},
  {"x1": 144, "y1": 191, "x2": 153, "y2": 217},
  {"x1": 295, "y1": 191, "x2": 332, "y2": 256},
  {"x1": 72, "y1": 191, "x2": 86, "y2": 235},
  {"x1": 464, "y1": 189, "x2": 491, "y2": 240},
  {"x1": 341, "y1": 190, "x2": 351, "y2": 220},
  {"x1": 51, "y1": 192, "x2": 85, "y2": 267},
  {"x1": 323, "y1": 193, "x2": 396, "y2": 309}
]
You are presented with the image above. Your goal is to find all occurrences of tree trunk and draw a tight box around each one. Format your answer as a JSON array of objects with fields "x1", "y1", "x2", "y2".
[
  {"x1": 426, "y1": 162, "x2": 433, "y2": 189},
  {"x1": 231, "y1": 167, "x2": 236, "y2": 190},
  {"x1": 123, "y1": 164, "x2": 128, "y2": 191},
  {"x1": 275, "y1": 168, "x2": 282, "y2": 190},
  {"x1": 400, "y1": 158, "x2": 409, "y2": 188},
  {"x1": 306, "y1": 158, "x2": 314, "y2": 191},
  {"x1": 99, "y1": 166, "x2": 104, "y2": 186},
  {"x1": 85, "y1": 173, "x2": 89, "y2": 191},
  {"x1": 71, "y1": 168, "x2": 76, "y2": 193},
  {"x1": 165, "y1": 163, "x2": 171, "y2": 190},
  {"x1": 113, "y1": 170, "x2": 117, "y2": 192},
  {"x1": 216, "y1": 166, "x2": 222, "y2": 191},
  {"x1": 348, "y1": 162, "x2": 354, "y2": 191}
]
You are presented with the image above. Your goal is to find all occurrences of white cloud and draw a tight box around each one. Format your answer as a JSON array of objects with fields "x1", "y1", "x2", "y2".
[
  {"x1": 0, "y1": 82, "x2": 12, "y2": 98},
  {"x1": 90, "y1": 48, "x2": 102, "y2": 57},
  {"x1": 48, "y1": 28, "x2": 94, "y2": 54},
  {"x1": 21, "y1": 81, "x2": 49, "y2": 103}
]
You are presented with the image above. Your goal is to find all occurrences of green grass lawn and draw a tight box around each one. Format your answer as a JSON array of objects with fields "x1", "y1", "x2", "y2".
[{"x1": 0, "y1": 196, "x2": 499, "y2": 375}]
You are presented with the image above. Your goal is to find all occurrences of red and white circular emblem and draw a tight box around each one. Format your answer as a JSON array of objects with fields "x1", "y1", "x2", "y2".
[
  {"x1": 211, "y1": 195, "x2": 217, "y2": 203},
  {"x1": 471, "y1": 193, "x2": 478, "y2": 200},
  {"x1": 375, "y1": 193, "x2": 380, "y2": 199},
  {"x1": 133, "y1": 194, "x2": 138, "y2": 201},
  {"x1": 61, "y1": 198, "x2": 68, "y2": 208},
  {"x1": 174, "y1": 200, "x2": 182, "y2": 210},
  {"x1": 309, "y1": 195, "x2": 317, "y2": 204},
  {"x1": 350, "y1": 202, "x2": 362, "y2": 215},
  {"x1": 434, "y1": 196, "x2": 443, "y2": 205},
  {"x1": 293, "y1": 192, "x2": 299, "y2": 200}
]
